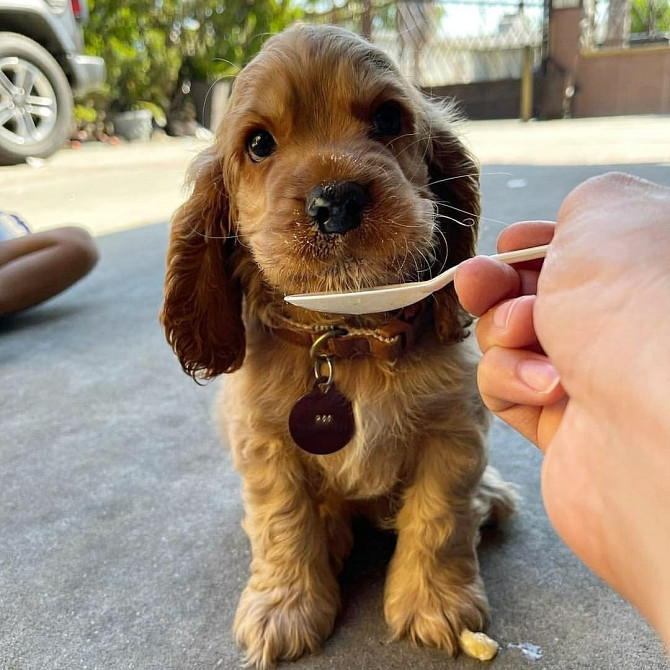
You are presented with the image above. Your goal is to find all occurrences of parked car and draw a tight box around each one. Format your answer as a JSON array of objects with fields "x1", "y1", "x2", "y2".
[{"x1": 0, "y1": 0, "x2": 105, "y2": 164}]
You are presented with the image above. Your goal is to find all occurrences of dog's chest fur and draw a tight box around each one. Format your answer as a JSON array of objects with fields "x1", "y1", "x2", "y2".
[{"x1": 220, "y1": 325, "x2": 484, "y2": 502}]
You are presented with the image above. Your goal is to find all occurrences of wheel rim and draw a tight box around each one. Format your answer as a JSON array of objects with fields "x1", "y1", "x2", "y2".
[{"x1": 0, "y1": 56, "x2": 58, "y2": 149}]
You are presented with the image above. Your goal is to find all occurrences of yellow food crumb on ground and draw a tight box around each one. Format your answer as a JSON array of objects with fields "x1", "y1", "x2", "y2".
[{"x1": 459, "y1": 629, "x2": 499, "y2": 661}]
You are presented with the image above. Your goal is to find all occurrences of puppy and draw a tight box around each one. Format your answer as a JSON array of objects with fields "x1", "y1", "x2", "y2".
[{"x1": 161, "y1": 24, "x2": 516, "y2": 669}]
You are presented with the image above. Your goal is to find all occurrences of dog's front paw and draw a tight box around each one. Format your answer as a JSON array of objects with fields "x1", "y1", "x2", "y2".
[
  {"x1": 233, "y1": 576, "x2": 339, "y2": 669},
  {"x1": 383, "y1": 567, "x2": 489, "y2": 656}
]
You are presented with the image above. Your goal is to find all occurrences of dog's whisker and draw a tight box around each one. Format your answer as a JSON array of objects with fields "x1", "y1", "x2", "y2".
[
  {"x1": 422, "y1": 114, "x2": 435, "y2": 169},
  {"x1": 388, "y1": 133, "x2": 424, "y2": 158},
  {"x1": 433, "y1": 211, "x2": 478, "y2": 229},
  {"x1": 398, "y1": 238, "x2": 416, "y2": 281},
  {"x1": 436, "y1": 202, "x2": 508, "y2": 228},
  {"x1": 427, "y1": 170, "x2": 516, "y2": 191},
  {"x1": 210, "y1": 58, "x2": 242, "y2": 74},
  {"x1": 391, "y1": 139, "x2": 428, "y2": 172},
  {"x1": 427, "y1": 173, "x2": 479, "y2": 190},
  {"x1": 384, "y1": 130, "x2": 420, "y2": 148},
  {"x1": 430, "y1": 225, "x2": 450, "y2": 276},
  {"x1": 183, "y1": 223, "x2": 239, "y2": 243}
]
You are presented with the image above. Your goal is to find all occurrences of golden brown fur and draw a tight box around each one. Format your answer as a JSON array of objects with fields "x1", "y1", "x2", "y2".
[{"x1": 161, "y1": 24, "x2": 516, "y2": 668}]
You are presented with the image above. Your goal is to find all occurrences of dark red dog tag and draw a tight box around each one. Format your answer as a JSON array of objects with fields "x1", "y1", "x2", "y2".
[{"x1": 289, "y1": 379, "x2": 355, "y2": 455}]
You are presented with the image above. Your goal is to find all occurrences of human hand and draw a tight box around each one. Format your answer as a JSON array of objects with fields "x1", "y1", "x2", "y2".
[{"x1": 455, "y1": 172, "x2": 670, "y2": 646}]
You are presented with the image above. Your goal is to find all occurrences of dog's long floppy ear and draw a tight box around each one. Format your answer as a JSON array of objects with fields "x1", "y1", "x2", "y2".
[
  {"x1": 423, "y1": 99, "x2": 481, "y2": 343},
  {"x1": 160, "y1": 147, "x2": 245, "y2": 380}
]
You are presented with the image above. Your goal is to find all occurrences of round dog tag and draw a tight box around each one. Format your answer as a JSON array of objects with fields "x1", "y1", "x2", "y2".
[{"x1": 289, "y1": 379, "x2": 355, "y2": 455}]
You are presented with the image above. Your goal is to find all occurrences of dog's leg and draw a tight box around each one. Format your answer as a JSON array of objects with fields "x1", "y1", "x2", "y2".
[
  {"x1": 474, "y1": 464, "x2": 518, "y2": 529},
  {"x1": 319, "y1": 495, "x2": 354, "y2": 574},
  {"x1": 233, "y1": 445, "x2": 339, "y2": 669},
  {"x1": 383, "y1": 430, "x2": 491, "y2": 656}
]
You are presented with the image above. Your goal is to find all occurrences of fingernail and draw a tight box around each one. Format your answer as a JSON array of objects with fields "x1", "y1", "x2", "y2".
[
  {"x1": 517, "y1": 359, "x2": 561, "y2": 394},
  {"x1": 493, "y1": 299, "x2": 516, "y2": 329}
]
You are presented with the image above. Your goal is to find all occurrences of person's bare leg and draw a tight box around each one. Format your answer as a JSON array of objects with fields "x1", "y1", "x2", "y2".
[{"x1": 0, "y1": 227, "x2": 99, "y2": 315}]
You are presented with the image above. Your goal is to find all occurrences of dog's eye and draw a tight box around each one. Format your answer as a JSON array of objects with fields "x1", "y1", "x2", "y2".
[
  {"x1": 372, "y1": 101, "x2": 403, "y2": 137},
  {"x1": 246, "y1": 130, "x2": 276, "y2": 162}
]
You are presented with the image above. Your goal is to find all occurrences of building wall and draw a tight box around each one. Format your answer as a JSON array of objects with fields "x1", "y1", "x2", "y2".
[
  {"x1": 550, "y1": 7, "x2": 670, "y2": 117},
  {"x1": 424, "y1": 80, "x2": 523, "y2": 120},
  {"x1": 425, "y1": 8, "x2": 669, "y2": 120},
  {"x1": 548, "y1": 7, "x2": 581, "y2": 72},
  {"x1": 574, "y1": 47, "x2": 670, "y2": 116}
]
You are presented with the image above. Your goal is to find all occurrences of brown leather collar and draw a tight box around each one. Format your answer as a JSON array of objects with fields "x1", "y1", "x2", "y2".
[{"x1": 265, "y1": 299, "x2": 433, "y2": 361}]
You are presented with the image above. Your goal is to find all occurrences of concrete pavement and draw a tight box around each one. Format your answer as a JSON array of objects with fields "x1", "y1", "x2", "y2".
[
  {"x1": 462, "y1": 114, "x2": 670, "y2": 166},
  {"x1": 0, "y1": 133, "x2": 209, "y2": 237},
  {"x1": 1, "y1": 117, "x2": 669, "y2": 670},
  {"x1": 0, "y1": 115, "x2": 668, "y2": 237}
]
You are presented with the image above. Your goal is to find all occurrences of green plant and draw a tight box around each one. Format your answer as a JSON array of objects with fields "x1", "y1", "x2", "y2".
[
  {"x1": 82, "y1": 0, "x2": 300, "y2": 116},
  {"x1": 136, "y1": 101, "x2": 167, "y2": 127},
  {"x1": 631, "y1": 0, "x2": 670, "y2": 35},
  {"x1": 74, "y1": 104, "x2": 97, "y2": 123}
]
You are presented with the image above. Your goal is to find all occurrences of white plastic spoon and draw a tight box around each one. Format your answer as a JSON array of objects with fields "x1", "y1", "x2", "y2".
[{"x1": 284, "y1": 244, "x2": 549, "y2": 315}]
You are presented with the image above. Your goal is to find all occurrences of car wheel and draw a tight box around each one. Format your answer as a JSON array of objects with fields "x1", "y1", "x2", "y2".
[{"x1": 0, "y1": 32, "x2": 74, "y2": 165}]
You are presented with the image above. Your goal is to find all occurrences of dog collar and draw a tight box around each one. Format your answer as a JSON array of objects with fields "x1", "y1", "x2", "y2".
[{"x1": 265, "y1": 298, "x2": 433, "y2": 362}]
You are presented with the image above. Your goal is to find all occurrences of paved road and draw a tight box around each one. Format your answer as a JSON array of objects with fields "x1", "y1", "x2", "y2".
[
  {"x1": 2, "y1": 117, "x2": 669, "y2": 670},
  {"x1": 0, "y1": 115, "x2": 668, "y2": 237},
  {"x1": 0, "y1": 134, "x2": 208, "y2": 236}
]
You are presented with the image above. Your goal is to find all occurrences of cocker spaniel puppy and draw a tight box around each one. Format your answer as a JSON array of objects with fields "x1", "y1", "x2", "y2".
[{"x1": 161, "y1": 23, "x2": 516, "y2": 668}]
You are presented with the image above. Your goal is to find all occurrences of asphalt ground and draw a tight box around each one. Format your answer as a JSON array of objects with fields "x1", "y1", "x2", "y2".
[
  {"x1": 1, "y1": 116, "x2": 669, "y2": 670},
  {"x1": 0, "y1": 115, "x2": 668, "y2": 237}
]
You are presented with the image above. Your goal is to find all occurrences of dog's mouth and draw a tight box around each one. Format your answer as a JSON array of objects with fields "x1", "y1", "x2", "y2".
[
  {"x1": 261, "y1": 216, "x2": 439, "y2": 297},
  {"x1": 241, "y1": 170, "x2": 442, "y2": 296},
  {"x1": 300, "y1": 199, "x2": 441, "y2": 293}
]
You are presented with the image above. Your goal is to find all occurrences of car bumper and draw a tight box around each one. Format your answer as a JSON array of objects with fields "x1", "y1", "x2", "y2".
[{"x1": 66, "y1": 54, "x2": 106, "y2": 97}]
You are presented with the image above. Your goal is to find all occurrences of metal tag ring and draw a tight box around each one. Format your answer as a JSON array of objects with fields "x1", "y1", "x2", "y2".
[
  {"x1": 313, "y1": 357, "x2": 334, "y2": 388},
  {"x1": 309, "y1": 327, "x2": 348, "y2": 361}
]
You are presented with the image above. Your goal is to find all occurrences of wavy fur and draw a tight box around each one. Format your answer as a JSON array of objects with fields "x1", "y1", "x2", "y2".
[{"x1": 161, "y1": 24, "x2": 516, "y2": 669}]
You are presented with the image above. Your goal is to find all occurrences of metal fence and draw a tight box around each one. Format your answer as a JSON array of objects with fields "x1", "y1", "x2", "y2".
[{"x1": 305, "y1": 0, "x2": 546, "y2": 86}]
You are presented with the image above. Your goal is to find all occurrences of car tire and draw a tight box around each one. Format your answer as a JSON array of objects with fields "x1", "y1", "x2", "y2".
[{"x1": 0, "y1": 32, "x2": 74, "y2": 165}]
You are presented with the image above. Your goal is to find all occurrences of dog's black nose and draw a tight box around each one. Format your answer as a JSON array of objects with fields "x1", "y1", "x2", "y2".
[{"x1": 305, "y1": 181, "x2": 369, "y2": 235}]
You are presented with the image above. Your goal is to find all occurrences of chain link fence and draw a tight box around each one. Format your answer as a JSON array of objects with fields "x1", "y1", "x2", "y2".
[{"x1": 305, "y1": 0, "x2": 546, "y2": 86}]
